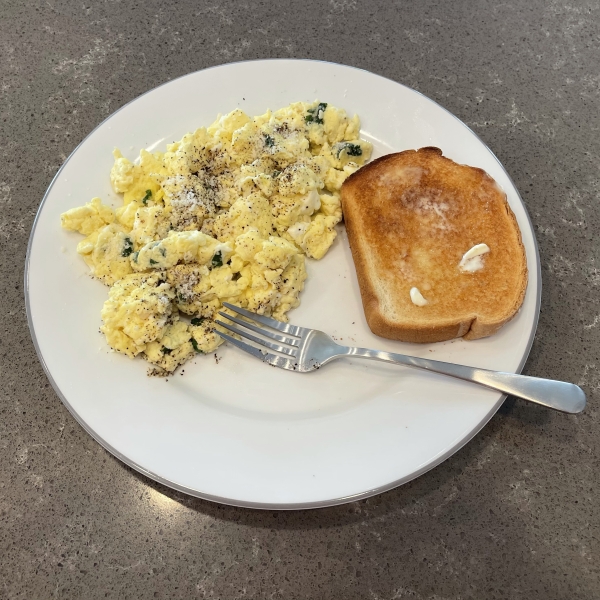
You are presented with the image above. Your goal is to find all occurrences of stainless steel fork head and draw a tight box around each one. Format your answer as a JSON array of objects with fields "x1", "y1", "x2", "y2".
[{"x1": 215, "y1": 302, "x2": 345, "y2": 373}]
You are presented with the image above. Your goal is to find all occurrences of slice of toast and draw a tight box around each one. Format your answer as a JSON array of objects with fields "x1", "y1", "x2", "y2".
[{"x1": 340, "y1": 147, "x2": 528, "y2": 343}]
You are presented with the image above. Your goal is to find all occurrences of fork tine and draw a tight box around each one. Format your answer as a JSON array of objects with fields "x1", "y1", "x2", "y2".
[
  {"x1": 221, "y1": 302, "x2": 303, "y2": 337},
  {"x1": 217, "y1": 312, "x2": 300, "y2": 346},
  {"x1": 215, "y1": 320, "x2": 298, "y2": 356},
  {"x1": 214, "y1": 331, "x2": 265, "y2": 361},
  {"x1": 215, "y1": 331, "x2": 299, "y2": 371}
]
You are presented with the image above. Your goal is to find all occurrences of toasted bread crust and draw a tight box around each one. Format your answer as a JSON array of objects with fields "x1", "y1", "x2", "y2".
[{"x1": 341, "y1": 148, "x2": 528, "y2": 343}]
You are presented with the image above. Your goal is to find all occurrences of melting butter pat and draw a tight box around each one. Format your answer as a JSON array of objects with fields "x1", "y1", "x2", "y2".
[
  {"x1": 459, "y1": 243, "x2": 490, "y2": 273},
  {"x1": 410, "y1": 287, "x2": 428, "y2": 307}
]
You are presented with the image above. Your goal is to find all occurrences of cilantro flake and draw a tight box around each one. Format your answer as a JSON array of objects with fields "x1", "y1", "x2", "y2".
[
  {"x1": 305, "y1": 102, "x2": 327, "y2": 124},
  {"x1": 121, "y1": 237, "x2": 134, "y2": 257},
  {"x1": 211, "y1": 251, "x2": 223, "y2": 268}
]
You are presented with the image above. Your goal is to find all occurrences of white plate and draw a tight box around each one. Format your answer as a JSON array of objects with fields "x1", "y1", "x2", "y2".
[{"x1": 26, "y1": 60, "x2": 541, "y2": 509}]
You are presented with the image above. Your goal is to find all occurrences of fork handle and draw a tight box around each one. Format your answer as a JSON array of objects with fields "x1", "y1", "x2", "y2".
[{"x1": 343, "y1": 347, "x2": 586, "y2": 414}]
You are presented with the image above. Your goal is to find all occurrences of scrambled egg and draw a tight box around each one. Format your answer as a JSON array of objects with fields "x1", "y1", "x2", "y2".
[{"x1": 60, "y1": 101, "x2": 372, "y2": 375}]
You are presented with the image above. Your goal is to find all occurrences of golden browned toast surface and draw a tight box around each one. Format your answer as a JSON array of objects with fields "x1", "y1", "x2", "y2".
[{"x1": 341, "y1": 147, "x2": 528, "y2": 343}]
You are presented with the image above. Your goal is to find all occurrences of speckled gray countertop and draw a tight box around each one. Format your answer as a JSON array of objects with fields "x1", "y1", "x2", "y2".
[{"x1": 2, "y1": 1, "x2": 599, "y2": 598}]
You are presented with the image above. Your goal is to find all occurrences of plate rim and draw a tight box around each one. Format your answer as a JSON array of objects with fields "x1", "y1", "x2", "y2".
[{"x1": 24, "y1": 58, "x2": 542, "y2": 510}]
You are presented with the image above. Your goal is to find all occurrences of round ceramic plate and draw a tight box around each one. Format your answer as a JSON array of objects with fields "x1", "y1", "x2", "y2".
[{"x1": 26, "y1": 60, "x2": 540, "y2": 509}]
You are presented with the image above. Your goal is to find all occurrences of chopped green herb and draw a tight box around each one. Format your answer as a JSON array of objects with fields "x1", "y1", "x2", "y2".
[
  {"x1": 345, "y1": 143, "x2": 362, "y2": 157},
  {"x1": 190, "y1": 338, "x2": 202, "y2": 353},
  {"x1": 211, "y1": 251, "x2": 223, "y2": 268},
  {"x1": 191, "y1": 317, "x2": 205, "y2": 326},
  {"x1": 121, "y1": 237, "x2": 134, "y2": 257},
  {"x1": 161, "y1": 346, "x2": 172, "y2": 354},
  {"x1": 142, "y1": 189, "x2": 152, "y2": 205},
  {"x1": 159, "y1": 247, "x2": 166, "y2": 257},
  {"x1": 305, "y1": 102, "x2": 327, "y2": 124},
  {"x1": 131, "y1": 251, "x2": 139, "y2": 263},
  {"x1": 335, "y1": 142, "x2": 362, "y2": 158},
  {"x1": 272, "y1": 170, "x2": 281, "y2": 178},
  {"x1": 264, "y1": 134, "x2": 275, "y2": 147},
  {"x1": 149, "y1": 258, "x2": 158, "y2": 265}
]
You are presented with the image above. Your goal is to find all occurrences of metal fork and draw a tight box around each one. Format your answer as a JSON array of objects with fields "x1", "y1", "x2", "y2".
[{"x1": 215, "y1": 302, "x2": 586, "y2": 414}]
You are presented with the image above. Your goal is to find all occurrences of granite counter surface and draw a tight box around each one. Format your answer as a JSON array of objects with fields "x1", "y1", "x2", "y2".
[{"x1": 1, "y1": 1, "x2": 599, "y2": 598}]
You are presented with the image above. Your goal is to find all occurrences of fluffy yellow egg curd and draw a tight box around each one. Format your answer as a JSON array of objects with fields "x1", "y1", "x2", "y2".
[{"x1": 60, "y1": 101, "x2": 372, "y2": 375}]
